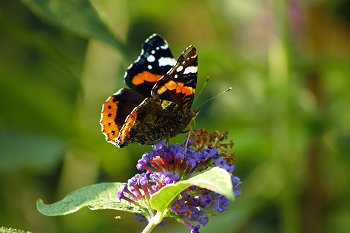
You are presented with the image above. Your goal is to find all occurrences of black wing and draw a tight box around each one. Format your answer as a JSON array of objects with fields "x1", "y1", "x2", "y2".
[
  {"x1": 124, "y1": 34, "x2": 176, "y2": 97},
  {"x1": 151, "y1": 45, "x2": 198, "y2": 109}
]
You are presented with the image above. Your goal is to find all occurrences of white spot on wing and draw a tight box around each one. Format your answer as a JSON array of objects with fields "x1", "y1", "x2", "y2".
[
  {"x1": 176, "y1": 66, "x2": 183, "y2": 72},
  {"x1": 148, "y1": 65, "x2": 152, "y2": 69},
  {"x1": 183, "y1": 66, "x2": 198, "y2": 74},
  {"x1": 158, "y1": 57, "x2": 176, "y2": 67},
  {"x1": 151, "y1": 50, "x2": 155, "y2": 54},
  {"x1": 160, "y1": 44, "x2": 168, "y2": 49},
  {"x1": 147, "y1": 55, "x2": 155, "y2": 62}
]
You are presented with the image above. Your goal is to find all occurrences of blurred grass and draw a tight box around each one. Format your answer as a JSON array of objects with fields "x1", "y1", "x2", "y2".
[{"x1": 1, "y1": 0, "x2": 350, "y2": 233}]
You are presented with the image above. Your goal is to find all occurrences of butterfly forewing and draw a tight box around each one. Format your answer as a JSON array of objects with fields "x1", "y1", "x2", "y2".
[
  {"x1": 151, "y1": 45, "x2": 198, "y2": 108},
  {"x1": 124, "y1": 34, "x2": 176, "y2": 97}
]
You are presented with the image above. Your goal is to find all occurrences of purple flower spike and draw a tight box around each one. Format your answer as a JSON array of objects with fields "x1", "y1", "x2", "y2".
[{"x1": 117, "y1": 129, "x2": 242, "y2": 233}]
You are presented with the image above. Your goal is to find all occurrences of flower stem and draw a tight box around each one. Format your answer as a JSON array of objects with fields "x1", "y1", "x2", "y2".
[{"x1": 141, "y1": 211, "x2": 164, "y2": 233}]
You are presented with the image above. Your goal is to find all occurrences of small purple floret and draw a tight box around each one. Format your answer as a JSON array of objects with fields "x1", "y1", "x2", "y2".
[
  {"x1": 214, "y1": 195, "x2": 230, "y2": 213},
  {"x1": 152, "y1": 140, "x2": 167, "y2": 152},
  {"x1": 117, "y1": 184, "x2": 128, "y2": 199},
  {"x1": 199, "y1": 216, "x2": 209, "y2": 226},
  {"x1": 135, "y1": 213, "x2": 148, "y2": 223},
  {"x1": 171, "y1": 199, "x2": 187, "y2": 215},
  {"x1": 202, "y1": 148, "x2": 219, "y2": 158},
  {"x1": 190, "y1": 225, "x2": 200, "y2": 233}
]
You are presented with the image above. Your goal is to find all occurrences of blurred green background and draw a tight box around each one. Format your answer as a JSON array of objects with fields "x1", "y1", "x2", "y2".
[{"x1": 1, "y1": 0, "x2": 350, "y2": 232}]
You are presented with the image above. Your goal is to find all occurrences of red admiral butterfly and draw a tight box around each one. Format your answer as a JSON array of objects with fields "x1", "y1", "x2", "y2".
[{"x1": 100, "y1": 34, "x2": 198, "y2": 147}]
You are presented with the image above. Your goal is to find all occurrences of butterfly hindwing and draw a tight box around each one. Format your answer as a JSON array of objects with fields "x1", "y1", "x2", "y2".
[
  {"x1": 100, "y1": 88, "x2": 144, "y2": 145},
  {"x1": 124, "y1": 34, "x2": 176, "y2": 97},
  {"x1": 151, "y1": 45, "x2": 198, "y2": 108}
]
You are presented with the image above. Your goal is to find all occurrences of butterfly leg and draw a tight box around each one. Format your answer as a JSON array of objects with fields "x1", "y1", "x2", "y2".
[{"x1": 183, "y1": 124, "x2": 194, "y2": 149}]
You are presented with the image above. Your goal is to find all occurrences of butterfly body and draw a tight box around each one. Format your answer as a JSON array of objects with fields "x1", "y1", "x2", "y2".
[
  {"x1": 117, "y1": 98, "x2": 195, "y2": 147},
  {"x1": 100, "y1": 34, "x2": 198, "y2": 148}
]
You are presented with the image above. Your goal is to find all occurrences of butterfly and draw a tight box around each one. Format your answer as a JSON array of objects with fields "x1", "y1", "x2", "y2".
[{"x1": 100, "y1": 34, "x2": 198, "y2": 148}]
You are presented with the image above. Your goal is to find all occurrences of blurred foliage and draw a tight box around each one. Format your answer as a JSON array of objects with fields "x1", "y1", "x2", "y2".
[
  {"x1": 0, "y1": 226, "x2": 31, "y2": 233},
  {"x1": 1, "y1": 0, "x2": 350, "y2": 233}
]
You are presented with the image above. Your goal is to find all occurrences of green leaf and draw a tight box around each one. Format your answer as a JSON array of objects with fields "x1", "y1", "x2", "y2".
[
  {"x1": 150, "y1": 167, "x2": 235, "y2": 212},
  {"x1": 0, "y1": 227, "x2": 31, "y2": 233},
  {"x1": 37, "y1": 182, "x2": 144, "y2": 216},
  {"x1": 20, "y1": 0, "x2": 129, "y2": 56}
]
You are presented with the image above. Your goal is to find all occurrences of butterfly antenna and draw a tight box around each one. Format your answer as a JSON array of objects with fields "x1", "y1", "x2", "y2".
[
  {"x1": 193, "y1": 76, "x2": 210, "y2": 105},
  {"x1": 194, "y1": 86, "x2": 232, "y2": 109}
]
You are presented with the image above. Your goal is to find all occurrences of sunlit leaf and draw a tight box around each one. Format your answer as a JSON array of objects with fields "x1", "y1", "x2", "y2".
[
  {"x1": 37, "y1": 182, "x2": 144, "y2": 216},
  {"x1": 150, "y1": 167, "x2": 234, "y2": 212},
  {"x1": 0, "y1": 227, "x2": 31, "y2": 233}
]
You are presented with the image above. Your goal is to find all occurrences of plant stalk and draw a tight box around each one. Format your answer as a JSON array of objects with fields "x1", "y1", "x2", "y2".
[{"x1": 141, "y1": 211, "x2": 164, "y2": 233}]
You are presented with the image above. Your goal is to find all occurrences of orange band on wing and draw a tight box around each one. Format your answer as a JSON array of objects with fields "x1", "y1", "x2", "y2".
[
  {"x1": 100, "y1": 97, "x2": 119, "y2": 142},
  {"x1": 182, "y1": 86, "x2": 195, "y2": 96},
  {"x1": 157, "y1": 80, "x2": 195, "y2": 96},
  {"x1": 164, "y1": 80, "x2": 177, "y2": 90},
  {"x1": 132, "y1": 71, "x2": 162, "y2": 85},
  {"x1": 118, "y1": 110, "x2": 138, "y2": 145}
]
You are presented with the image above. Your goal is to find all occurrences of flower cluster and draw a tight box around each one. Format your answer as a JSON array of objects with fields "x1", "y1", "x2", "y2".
[{"x1": 117, "y1": 129, "x2": 241, "y2": 233}]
